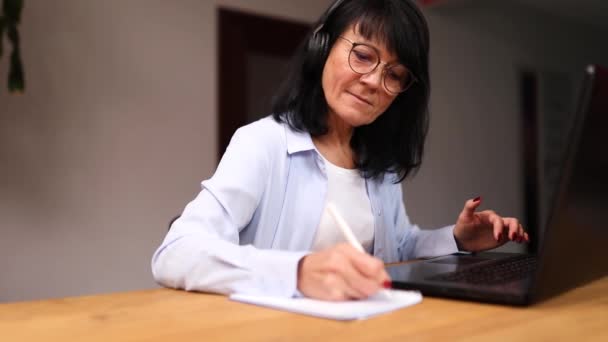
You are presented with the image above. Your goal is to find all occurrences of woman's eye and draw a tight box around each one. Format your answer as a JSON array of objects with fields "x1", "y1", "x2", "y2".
[
  {"x1": 353, "y1": 50, "x2": 373, "y2": 63},
  {"x1": 387, "y1": 70, "x2": 404, "y2": 81}
]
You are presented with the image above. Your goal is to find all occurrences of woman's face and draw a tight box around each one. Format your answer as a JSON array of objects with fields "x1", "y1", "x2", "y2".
[{"x1": 322, "y1": 25, "x2": 399, "y2": 128}]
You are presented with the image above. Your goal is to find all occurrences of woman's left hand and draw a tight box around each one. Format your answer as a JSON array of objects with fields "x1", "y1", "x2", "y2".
[{"x1": 453, "y1": 197, "x2": 529, "y2": 252}]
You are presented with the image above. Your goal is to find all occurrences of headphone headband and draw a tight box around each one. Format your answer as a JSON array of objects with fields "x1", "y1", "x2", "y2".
[
  {"x1": 313, "y1": 0, "x2": 346, "y2": 35},
  {"x1": 304, "y1": 0, "x2": 347, "y2": 74}
]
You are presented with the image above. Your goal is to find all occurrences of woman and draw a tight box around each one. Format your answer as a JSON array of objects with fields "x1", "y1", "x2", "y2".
[{"x1": 151, "y1": 0, "x2": 528, "y2": 301}]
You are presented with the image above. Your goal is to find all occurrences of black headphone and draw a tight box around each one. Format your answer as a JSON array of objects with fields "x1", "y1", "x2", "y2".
[{"x1": 304, "y1": 0, "x2": 346, "y2": 72}]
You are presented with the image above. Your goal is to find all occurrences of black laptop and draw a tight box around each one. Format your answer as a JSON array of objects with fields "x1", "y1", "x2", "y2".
[{"x1": 386, "y1": 64, "x2": 608, "y2": 305}]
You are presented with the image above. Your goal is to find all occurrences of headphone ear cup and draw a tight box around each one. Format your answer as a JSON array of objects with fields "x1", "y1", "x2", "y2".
[
  {"x1": 308, "y1": 31, "x2": 329, "y2": 56},
  {"x1": 303, "y1": 0, "x2": 343, "y2": 73},
  {"x1": 304, "y1": 31, "x2": 330, "y2": 73}
]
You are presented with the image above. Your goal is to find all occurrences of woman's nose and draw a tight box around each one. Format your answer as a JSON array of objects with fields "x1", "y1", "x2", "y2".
[{"x1": 359, "y1": 67, "x2": 383, "y2": 89}]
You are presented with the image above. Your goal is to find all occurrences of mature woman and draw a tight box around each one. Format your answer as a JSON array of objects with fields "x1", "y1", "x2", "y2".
[{"x1": 152, "y1": 0, "x2": 528, "y2": 301}]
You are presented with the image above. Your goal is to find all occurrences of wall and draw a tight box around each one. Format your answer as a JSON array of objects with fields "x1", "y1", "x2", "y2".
[
  {"x1": 0, "y1": 0, "x2": 332, "y2": 303},
  {"x1": 1, "y1": 0, "x2": 607, "y2": 302},
  {"x1": 405, "y1": 2, "x2": 608, "y2": 241}
]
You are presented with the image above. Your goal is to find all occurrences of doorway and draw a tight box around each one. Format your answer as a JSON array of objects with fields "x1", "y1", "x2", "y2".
[{"x1": 218, "y1": 8, "x2": 310, "y2": 160}]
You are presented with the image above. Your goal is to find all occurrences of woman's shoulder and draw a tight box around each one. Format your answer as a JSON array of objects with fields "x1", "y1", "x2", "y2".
[
  {"x1": 230, "y1": 116, "x2": 288, "y2": 153},
  {"x1": 234, "y1": 115, "x2": 283, "y2": 139}
]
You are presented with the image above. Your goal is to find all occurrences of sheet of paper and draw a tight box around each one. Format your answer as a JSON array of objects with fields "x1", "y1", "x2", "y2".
[{"x1": 229, "y1": 289, "x2": 422, "y2": 321}]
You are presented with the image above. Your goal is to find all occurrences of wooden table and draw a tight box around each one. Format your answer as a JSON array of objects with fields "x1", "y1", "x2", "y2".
[{"x1": 1, "y1": 277, "x2": 607, "y2": 341}]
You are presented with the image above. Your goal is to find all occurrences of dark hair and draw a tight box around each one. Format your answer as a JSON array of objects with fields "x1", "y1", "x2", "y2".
[{"x1": 272, "y1": 0, "x2": 431, "y2": 183}]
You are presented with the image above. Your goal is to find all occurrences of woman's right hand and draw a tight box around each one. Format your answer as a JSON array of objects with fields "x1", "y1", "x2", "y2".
[{"x1": 296, "y1": 243, "x2": 391, "y2": 301}]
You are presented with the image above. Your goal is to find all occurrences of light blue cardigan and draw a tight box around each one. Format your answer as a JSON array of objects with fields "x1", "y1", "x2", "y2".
[{"x1": 151, "y1": 116, "x2": 457, "y2": 297}]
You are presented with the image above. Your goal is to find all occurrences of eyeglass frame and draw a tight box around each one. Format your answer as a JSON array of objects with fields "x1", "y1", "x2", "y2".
[{"x1": 337, "y1": 36, "x2": 418, "y2": 94}]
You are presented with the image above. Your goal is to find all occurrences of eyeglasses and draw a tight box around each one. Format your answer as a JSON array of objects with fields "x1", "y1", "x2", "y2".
[{"x1": 338, "y1": 36, "x2": 417, "y2": 94}]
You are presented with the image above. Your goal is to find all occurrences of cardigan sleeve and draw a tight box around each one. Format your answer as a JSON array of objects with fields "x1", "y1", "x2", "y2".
[{"x1": 151, "y1": 122, "x2": 307, "y2": 297}]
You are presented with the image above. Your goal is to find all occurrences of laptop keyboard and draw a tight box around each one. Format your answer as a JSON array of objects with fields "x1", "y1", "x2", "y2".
[{"x1": 428, "y1": 254, "x2": 537, "y2": 285}]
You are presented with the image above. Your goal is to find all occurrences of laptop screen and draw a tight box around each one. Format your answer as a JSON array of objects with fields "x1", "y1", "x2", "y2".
[{"x1": 533, "y1": 64, "x2": 608, "y2": 302}]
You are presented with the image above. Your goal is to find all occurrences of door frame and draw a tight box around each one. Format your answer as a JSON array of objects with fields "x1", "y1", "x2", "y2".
[{"x1": 218, "y1": 8, "x2": 310, "y2": 160}]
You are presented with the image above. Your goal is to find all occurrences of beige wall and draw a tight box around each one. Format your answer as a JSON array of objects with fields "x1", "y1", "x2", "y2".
[
  {"x1": 0, "y1": 0, "x2": 332, "y2": 303},
  {"x1": 407, "y1": 2, "x2": 608, "y2": 235},
  {"x1": 1, "y1": 0, "x2": 607, "y2": 302}
]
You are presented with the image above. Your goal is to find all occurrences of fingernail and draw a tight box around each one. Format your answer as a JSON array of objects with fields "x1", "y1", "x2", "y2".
[
  {"x1": 473, "y1": 196, "x2": 481, "y2": 202},
  {"x1": 383, "y1": 280, "x2": 392, "y2": 289}
]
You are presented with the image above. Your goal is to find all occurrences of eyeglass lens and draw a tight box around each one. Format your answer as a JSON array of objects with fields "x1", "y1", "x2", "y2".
[{"x1": 349, "y1": 44, "x2": 413, "y2": 93}]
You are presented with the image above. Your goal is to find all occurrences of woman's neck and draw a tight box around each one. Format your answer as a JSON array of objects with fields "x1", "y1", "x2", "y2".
[{"x1": 312, "y1": 112, "x2": 356, "y2": 169}]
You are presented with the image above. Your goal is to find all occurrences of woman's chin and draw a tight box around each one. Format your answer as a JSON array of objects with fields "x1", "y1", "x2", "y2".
[
  {"x1": 333, "y1": 108, "x2": 377, "y2": 127},
  {"x1": 345, "y1": 114, "x2": 377, "y2": 127}
]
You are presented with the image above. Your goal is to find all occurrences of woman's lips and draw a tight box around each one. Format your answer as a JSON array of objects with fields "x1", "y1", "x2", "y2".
[{"x1": 348, "y1": 91, "x2": 372, "y2": 106}]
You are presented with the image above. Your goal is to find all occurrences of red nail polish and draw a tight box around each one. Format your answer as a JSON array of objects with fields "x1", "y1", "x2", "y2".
[
  {"x1": 473, "y1": 196, "x2": 481, "y2": 202},
  {"x1": 383, "y1": 280, "x2": 392, "y2": 289}
]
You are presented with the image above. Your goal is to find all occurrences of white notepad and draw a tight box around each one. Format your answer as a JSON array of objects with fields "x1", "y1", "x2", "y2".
[{"x1": 229, "y1": 289, "x2": 422, "y2": 321}]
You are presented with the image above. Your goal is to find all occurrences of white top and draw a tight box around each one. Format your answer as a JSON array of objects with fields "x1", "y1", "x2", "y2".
[{"x1": 311, "y1": 158, "x2": 374, "y2": 252}]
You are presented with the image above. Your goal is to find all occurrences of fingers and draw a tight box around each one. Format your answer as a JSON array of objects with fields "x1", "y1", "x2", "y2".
[
  {"x1": 506, "y1": 217, "x2": 518, "y2": 240},
  {"x1": 297, "y1": 244, "x2": 390, "y2": 301},
  {"x1": 487, "y1": 214, "x2": 529, "y2": 244},
  {"x1": 459, "y1": 196, "x2": 482, "y2": 221},
  {"x1": 335, "y1": 244, "x2": 390, "y2": 298},
  {"x1": 341, "y1": 244, "x2": 390, "y2": 285},
  {"x1": 323, "y1": 274, "x2": 361, "y2": 301},
  {"x1": 502, "y1": 217, "x2": 530, "y2": 243},
  {"x1": 459, "y1": 197, "x2": 530, "y2": 251},
  {"x1": 488, "y1": 212, "x2": 504, "y2": 242}
]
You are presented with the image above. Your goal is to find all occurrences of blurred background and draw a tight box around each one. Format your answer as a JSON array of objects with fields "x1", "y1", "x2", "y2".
[{"x1": 1, "y1": 0, "x2": 607, "y2": 302}]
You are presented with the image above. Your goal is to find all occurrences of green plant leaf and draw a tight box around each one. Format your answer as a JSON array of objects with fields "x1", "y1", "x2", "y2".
[
  {"x1": 7, "y1": 20, "x2": 18, "y2": 46},
  {"x1": 3, "y1": 0, "x2": 24, "y2": 24},
  {"x1": 2, "y1": 0, "x2": 25, "y2": 93},
  {"x1": 9, "y1": 44, "x2": 24, "y2": 92},
  {"x1": 6, "y1": 20, "x2": 23, "y2": 92},
  {"x1": 0, "y1": 16, "x2": 5, "y2": 58}
]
